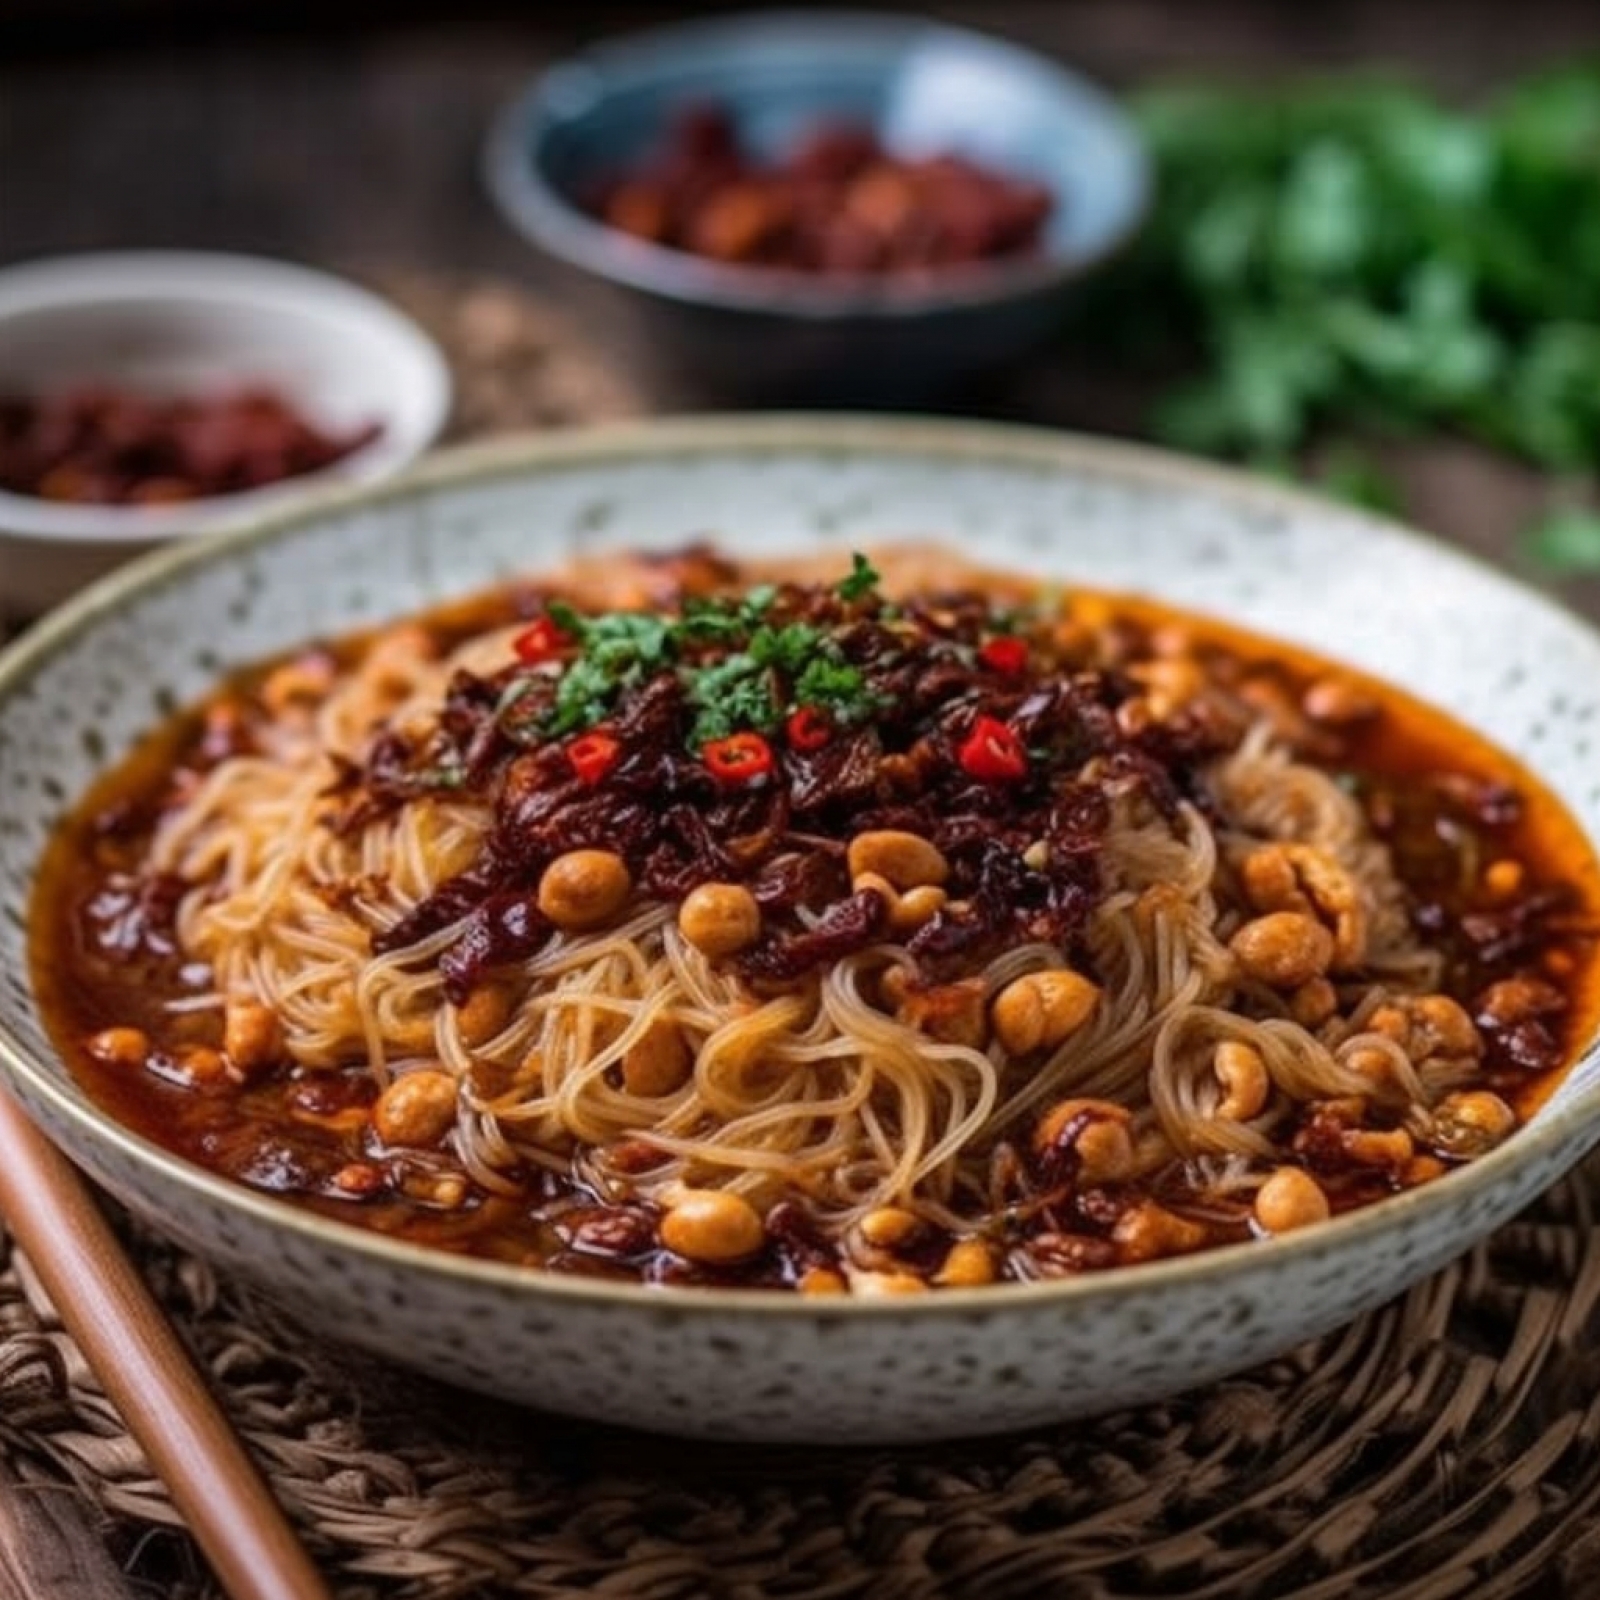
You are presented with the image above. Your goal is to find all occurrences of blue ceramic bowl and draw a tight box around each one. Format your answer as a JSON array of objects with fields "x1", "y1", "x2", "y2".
[{"x1": 484, "y1": 11, "x2": 1148, "y2": 402}]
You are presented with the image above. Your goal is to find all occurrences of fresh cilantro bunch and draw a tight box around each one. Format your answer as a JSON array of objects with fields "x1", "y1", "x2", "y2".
[{"x1": 1079, "y1": 64, "x2": 1600, "y2": 566}]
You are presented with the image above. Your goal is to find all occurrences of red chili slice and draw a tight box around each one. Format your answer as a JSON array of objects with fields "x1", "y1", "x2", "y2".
[
  {"x1": 568, "y1": 731, "x2": 621, "y2": 786},
  {"x1": 512, "y1": 615, "x2": 570, "y2": 664},
  {"x1": 702, "y1": 732, "x2": 775, "y2": 787},
  {"x1": 979, "y1": 636, "x2": 1028, "y2": 675},
  {"x1": 958, "y1": 715, "x2": 1028, "y2": 784},
  {"x1": 785, "y1": 705, "x2": 832, "y2": 752}
]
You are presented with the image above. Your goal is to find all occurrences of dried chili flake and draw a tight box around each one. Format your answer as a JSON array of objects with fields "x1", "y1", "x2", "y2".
[
  {"x1": 979, "y1": 636, "x2": 1028, "y2": 675},
  {"x1": 702, "y1": 732, "x2": 775, "y2": 787},
  {"x1": 785, "y1": 706, "x2": 832, "y2": 752},
  {"x1": 512, "y1": 616, "x2": 571, "y2": 665},
  {"x1": 958, "y1": 716, "x2": 1028, "y2": 784},
  {"x1": 567, "y1": 731, "x2": 621, "y2": 786}
]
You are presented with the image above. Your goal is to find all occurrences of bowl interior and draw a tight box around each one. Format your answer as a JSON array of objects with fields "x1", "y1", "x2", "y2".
[
  {"x1": 0, "y1": 253, "x2": 451, "y2": 542},
  {"x1": 492, "y1": 11, "x2": 1147, "y2": 307}
]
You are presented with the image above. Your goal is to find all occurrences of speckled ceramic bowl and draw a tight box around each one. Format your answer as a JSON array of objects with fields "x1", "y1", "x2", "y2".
[{"x1": 1, "y1": 417, "x2": 1598, "y2": 1444}]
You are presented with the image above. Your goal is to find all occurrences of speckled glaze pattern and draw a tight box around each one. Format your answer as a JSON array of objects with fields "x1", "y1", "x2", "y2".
[{"x1": 2, "y1": 417, "x2": 1598, "y2": 1444}]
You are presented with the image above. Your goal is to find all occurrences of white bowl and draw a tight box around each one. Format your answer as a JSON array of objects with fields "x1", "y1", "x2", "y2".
[
  {"x1": 1, "y1": 416, "x2": 1597, "y2": 1443},
  {"x1": 0, "y1": 252, "x2": 451, "y2": 616}
]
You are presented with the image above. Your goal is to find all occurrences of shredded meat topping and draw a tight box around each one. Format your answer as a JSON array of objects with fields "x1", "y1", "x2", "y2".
[{"x1": 357, "y1": 569, "x2": 1229, "y2": 997}]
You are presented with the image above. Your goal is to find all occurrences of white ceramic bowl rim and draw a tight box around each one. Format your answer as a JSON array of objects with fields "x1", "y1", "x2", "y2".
[
  {"x1": 1, "y1": 413, "x2": 1597, "y2": 1320},
  {"x1": 0, "y1": 250, "x2": 452, "y2": 544},
  {"x1": 484, "y1": 9, "x2": 1151, "y2": 318}
]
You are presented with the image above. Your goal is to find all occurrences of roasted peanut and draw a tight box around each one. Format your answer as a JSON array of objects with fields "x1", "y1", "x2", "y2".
[
  {"x1": 1239, "y1": 844, "x2": 1367, "y2": 968},
  {"x1": 621, "y1": 1018, "x2": 693, "y2": 1098},
  {"x1": 174, "y1": 1045, "x2": 229, "y2": 1086},
  {"x1": 85, "y1": 1026, "x2": 149, "y2": 1069},
  {"x1": 1401, "y1": 1154, "x2": 1448, "y2": 1188},
  {"x1": 1112, "y1": 1201, "x2": 1208, "y2": 1263},
  {"x1": 853, "y1": 872, "x2": 948, "y2": 936},
  {"x1": 1214, "y1": 1040, "x2": 1270, "y2": 1121},
  {"x1": 1230, "y1": 912, "x2": 1334, "y2": 988},
  {"x1": 849, "y1": 1270, "x2": 929, "y2": 1297},
  {"x1": 455, "y1": 981, "x2": 515, "y2": 1048},
  {"x1": 891, "y1": 883, "x2": 948, "y2": 933},
  {"x1": 1341, "y1": 1126, "x2": 1414, "y2": 1168},
  {"x1": 1368, "y1": 1004, "x2": 1408, "y2": 1045},
  {"x1": 1544, "y1": 948, "x2": 1577, "y2": 980},
  {"x1": 1240, "y1": 846, "x2": 1302, "y2": 914},
  {"x1": 1343, "y1": 1044, "x2": 1406, "y2": 1098},
  {"x1": 402, "y1": 1171, "x2": 469, "y2": 1209},
  {"x1": 1131, "y1": 656, "x2": 1204, "y2": 718},
  {"x1": 852, "y1": 870, "x2": 899, "y2": 914},
  {"x1": 1475, "y1": 975, "x2": 1565, "y2": 1027},
  {"x1": 1289, "y1": 976, "x2": 1338, "y2": 1028},
  {"x1": 677, "y1": 882, "x2": 762, "y2": 958},
  {"x1": 847, "y1": 830, "x2": 949, "y2": 891},
  {"x1": 991, "y1": 969, "x2": 1100, "y2": 1055},
  {"x1": 1370, "y1": 995, "x2": 1481, "y2": 1062},
  {"x1": 537, "y1": 850, "x2": 632, "y2": 931},
  {"x1": 1482, "y1": 859, "x2": 1525, "y2": 902},
  {"x1": 333, "y1": 1162, "x2": 384, "y2": 1196},
  {"x1": 1302, "y1": 675, "x2": 1379, "y2": 726},
  {"x1": 1411, "y1": 996, "x2": 1480, "y2": 1059},
  {"x1": 857, "y1": 1207, "x2": 922, "y2": 1250},
  {"x1": 1430, "y1": 1090, "x2": 1517, "y2": 1159},
  {"x1": 934, "y1": 1239, "x2": 998, "y2": 1287},
  {"x1": 1034, "y1": 1099, "x2": 1136, "y2": 1185},
  {"x1": 660, "y1": 1190, "x2": 766, "y2": 1264},
  {"x1": 222, "y1": 998, "x2": 280, "y2": 1077},
  {"x1": 374, "y1": 1069, "x2": 458, "y2": 1148},
  {"x1": 797, "y1": 1266, "x2": 848, "y2": 1296},
  {"x1": 1253, "y1": 1167, "x2": 1330, "y2": 1234}
]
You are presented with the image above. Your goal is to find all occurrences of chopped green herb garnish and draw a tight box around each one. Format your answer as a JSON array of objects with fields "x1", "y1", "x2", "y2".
[
  {"x1": 792, "y1": 655, "x2": 882, "y2": 724},
  {"x1": 742, "y1": 583, "x2": 778, "y2": 618},
  {"x1": 584, "y1": 614, "x2": 673, "y2": 676},
  {"x1": 837, "y1": 553, "x2": 880, "y2": 602},
  {"x1": 522, "y1": 557, "x2": 890, "y2": 747},
  {"x1": 545, "y1": 599, "x2": 586, "y2": 638},
  {"x1": 686, "y1": 653, "x2": 781, "y2": 745},
  {"x1": 679, "y1": 586, "x2": 778, "y2": 644},
  {"x1": 748, "y1": 621, "x2": 827, "y2": 675},
  {"x1": 546, "y1": 657, "x2": 617, "y2": 736},
  {"x1": 677, "y1": 598, "x2": 749, "y2": 645}
]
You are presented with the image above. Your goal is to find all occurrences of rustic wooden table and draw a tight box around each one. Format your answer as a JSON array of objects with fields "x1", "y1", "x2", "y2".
[{"x1": 3, "y1": 0, "x2": 1597, "y2": 615}]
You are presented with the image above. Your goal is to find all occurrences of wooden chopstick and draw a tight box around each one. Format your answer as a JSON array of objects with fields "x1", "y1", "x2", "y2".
[{"x1": 0, "y1": 1089, "x2": 333, "y2": 1600}]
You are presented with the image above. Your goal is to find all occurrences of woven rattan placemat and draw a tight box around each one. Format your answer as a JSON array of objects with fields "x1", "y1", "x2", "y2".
[
  {"x1": 7, "y1": 1162, "x2": 1600, "y2": 1600},
  {"x1": 4, "y1": 274, "x2": 1600, "y2": 1600}
]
